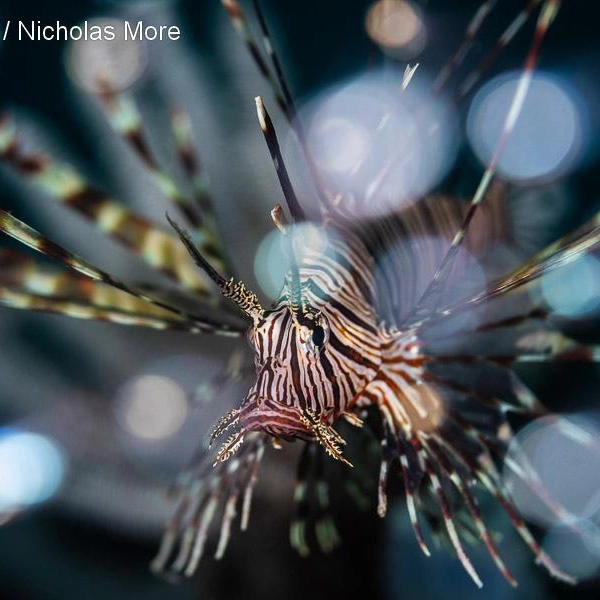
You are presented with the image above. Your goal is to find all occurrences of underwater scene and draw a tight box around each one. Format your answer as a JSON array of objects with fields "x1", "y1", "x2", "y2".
[{"x1": 0, "y1": 1, "x2": 599, "y2": 599}]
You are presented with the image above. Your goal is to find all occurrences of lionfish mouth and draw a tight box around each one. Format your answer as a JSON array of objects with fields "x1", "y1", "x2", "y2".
[
  {"x1": 207, "y1": 398, "x2": 308, "y2": 466},
  {"x1": 210, "y1": 398, "x2": 353, "y2": 467},
  {"x1": 238, "y1": 397, "x2": 313, "y2": 440}
]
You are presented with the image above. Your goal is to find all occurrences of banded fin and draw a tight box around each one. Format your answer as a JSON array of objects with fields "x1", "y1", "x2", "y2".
[
  {"x1": 412, "y1": 0, "x2": 561, "y2": 320},
  {"x1": 151, "y1": 433, "x2": 266, "y2": 576},
  {"x1": 437, "y1": 418, "x2": 576, "y2": 584},
  {"x1": 440, "y1": 209, "x2": 600, "y2": 318},
  {"x1": 290, "y1": 443, "x2": 341, "y2": 557},
  {"x1": 0, "y1": 208, "x2": 243, "y2": 336},
  {"x1": 456, "y1": 0, "x2": 545, "y2": 101},
  {"x1": 97, "y1": 89, "x2": 230, "y2": 276},
  {"x1": 221, "y1": 0, "x2": 289, "y2": 115},
  {"x1": 0, "y1": 114, "x2": 213, "y2": 296},
  {"x1": 169, "y1": 107, "x2": 228, "y2": 269},
  {"x1": 433, "y1": 0, "x2": 500, "y2": 94},
  {"x1": 0, "y1": 248, "x2": 204, "y2": 331},
  {"x1": 368, "y1": 189, "x2": 509, "y2": 327}
]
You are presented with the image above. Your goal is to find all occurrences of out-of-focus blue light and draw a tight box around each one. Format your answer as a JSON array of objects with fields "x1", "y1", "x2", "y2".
[
  {"x1": 467, "y1": 72, "x2": 584, "y2": 182},
  {"x1": 543, "y1": 522, "x2": 600, "y2": 581},
  {"x1": 254, "y1": 223, "x2": 331, "y2": 300},
  {"x1": 254, "y1": 229, "x2": 293, "y2": 300},
  {"x1": 289, "y1": 71, "x2": 457, "y2": 219},
  {"x1": 504, "y1": 414, "x2": 600, "y2": 528},
  {"x1": 375, "y1": 234, "x2": 486, "y2": 326},
  {"x1": 539, "y1": 254, "x2": 600, "y2": 317},
  {"x1": 0, "y1": 428, "x2": 66, "y2": 513}
]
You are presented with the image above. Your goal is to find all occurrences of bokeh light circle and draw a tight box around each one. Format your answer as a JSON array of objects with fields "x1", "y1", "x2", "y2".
[
  {"x1": 0, "y1": 429, "x2": 67, "y2": 513},
  {"x1": 503, "y1": 414, "x2": 600, "y2": 528},
  {"x1": 467, "y1": 72, "x2": 583, "y2": 182},
  {"x1": 365, "y1": 1, "x2": 426, "y2": 59},
  {"x1": 254, "y1": 228, "x2": 291, "y2": 300},
  {"x1": 254, "y1": 223, "x2": 331, "y2": 300},
  {"x1": 375, "y1": 234, "x2": 487, "y2": 327},
  {"x1": 65, "y1": 18, "x2": 148, "y2": 93},
  {"x1": 543, "y1": 523, "x2": 600, "y2": 581},
  {"x1": 291, "y1": 71, "x2": 458, "y2": 220},
  {"x1": 538, "y1": 253, "x2": 600, "y2": 318},
  {"x1": 116, "y1": 374, "x2": 188, "y2": 441}
]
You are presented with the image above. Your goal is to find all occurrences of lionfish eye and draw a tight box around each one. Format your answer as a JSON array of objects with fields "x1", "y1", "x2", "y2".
[{"x1": 311, "y1": 325, "x2": 325, "y2": 347}]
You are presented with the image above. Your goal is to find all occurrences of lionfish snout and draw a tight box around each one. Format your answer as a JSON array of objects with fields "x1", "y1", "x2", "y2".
[
  {"x1": 211, "y1": 385, "x2": 354, "y2": 467},
  {"x1": 237, "y1": 394, "x2": 312, "y2": 441},
  {"x1": 237, "y1": 385, "x2": 352, "y2": 464},
  {"x1": 209, "y1": 389, "x2": 317, "y2": 466}
]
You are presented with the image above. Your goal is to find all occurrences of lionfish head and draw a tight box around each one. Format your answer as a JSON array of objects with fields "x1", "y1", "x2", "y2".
[
  {"x1": 239, "y1": 304, "x2": 338, "y2": 432},
  {"x1": 168, "y1": 216, "x2": 376, "y2": 466}
]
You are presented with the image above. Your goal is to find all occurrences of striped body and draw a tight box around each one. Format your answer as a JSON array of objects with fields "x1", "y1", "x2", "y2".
[
  {"x1": 240, "y1": 228, "x2": 381, "y2": 438},
  {"x1": 239, "y1": 226, "x2": 440, "y2": 444}
]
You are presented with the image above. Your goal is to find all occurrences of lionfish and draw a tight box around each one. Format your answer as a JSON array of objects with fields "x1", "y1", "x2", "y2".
[{"x1": 0, "y1": 0, "x2": 597, "y2": 589}]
